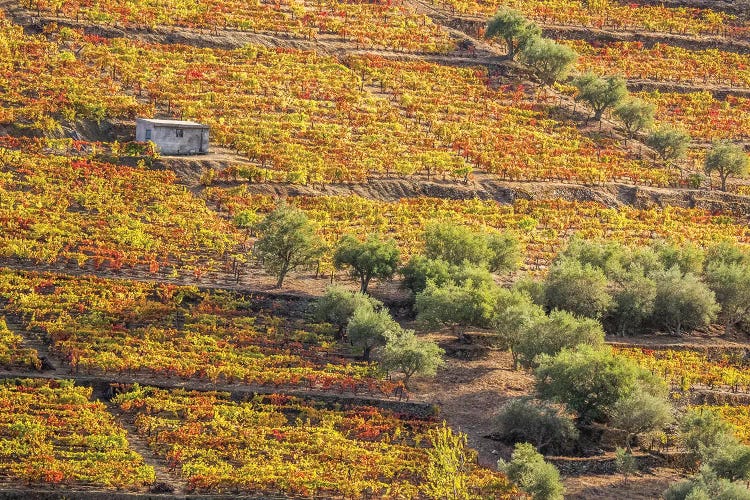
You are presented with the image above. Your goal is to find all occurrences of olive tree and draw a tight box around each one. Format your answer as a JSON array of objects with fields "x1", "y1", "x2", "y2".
[
  {"x1": 652, "y1": 267, "x2": 719, "y2": 336},
  {"x1": 422, "y1": 222, "x2": 522, "y2": 273},
  {"x1": 423, "y1": 221, "x2": 489, "y2": 266},
  {"x1": 485, "y1": 7, "x2": 541, "y2": 60},
  {"x1": 704, "y1": 261, "x2": 750, "y2": 334},
  {"x1": 513, "y1": 309, "x2": 605, "y2": 368},
  {"x1": 677, "y1": 408, "x2": 750, "y2": 482},
  {"x1": 615, "y1": 448, "x2": 639, "y2": 484},
  {"x1": 401, "y1": 256, "x2": 453, "y2": 295},
  {"x1": 645, "y1": 126, "x2": 691, "y2": 166},
  {"x1": 486, "y1": 231, "x2": 524, "y2": 274},
  {"x1": 704, "y1": 141, "x2": 749, "y2": 191},
  {"x1": 609, "y1": 268, "x2": 657, "y2": 337},
  {"x1": 534, "y1": 346, "x2": 667, "y2": 423},
  {"x1": 347, "y1": 305, "x2": 401, "y2": 361},
  {"x1": 415, "y1": 280, "x2": 499, "y2": 339},
  {"x1": 254, "y1": 204, "x2": 325, "y2": 287},
  {"x1": 572, "y1": 73, "x2": 628, "y2": 121},
  {"x1": 706, "y1": 241, "x2": 750, "y2": 268},
  {"x1": 710, "y1": 445, "x2": 750, "y2": 482},
  {"x1": 680, "y1": 409, "x2": 739, "y2": 464},
  {"x1": 609, "y1": 391, "x2": 674, "y2": 452},
  {"x1": 652, "y1": 240, "x2": 705, "y2": 276},
  {"x1": 557, "y1": 237, "x2": 625, "y2": 274},
  {"x1": 380, "y1": 330, "x2": 444, "y2": 387},
  {"x1": 494, "y1": 398, "x2": 579, "y2": 454},
  {"x1": 664, "y1": 467, "x2": 750, "y2": 500},
  {"x1": 613, "y1": 98, "x2": 655, "y2": 141},
  {"x1": 493, "y1": 288, "x2": 546, "y2": 368},
  {"x1": 333, "y1": 234, "x2": 400, "y2": 293},
  {"x1": 544, "y1": 259, "x2": 613, "y2": 320},
  {"x1": 519, "y1": 37, "x2": 578, "y2": 86},
  {"x1": 314, "y1": 286, "x2": 382, "y2": 339}
]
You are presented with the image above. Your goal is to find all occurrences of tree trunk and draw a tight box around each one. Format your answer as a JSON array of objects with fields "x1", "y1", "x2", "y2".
[
  {"x1": 276, "y1": 267, "x2": 288, "y2": 288},
  {"x1": 361, "y1": 275, "x2": 371, "y2": 294},
  {"x1": 362, "y1": 345, "x2": 372, "y2": 361}
]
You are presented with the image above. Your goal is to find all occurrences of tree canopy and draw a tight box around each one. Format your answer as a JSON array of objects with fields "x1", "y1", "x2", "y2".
[
  {"x1": 498, "y1": 443, "x2": 565, "y2": 500},
  {"x1": 572, "y1": 73, "x2": 628, "y2": 121},
  {"x1": 380, "y1": 329, "x2": 444, "y2": 387},
  {"x1": 333, "y1": 234, "x2": 400, "y2": 293},
  {"x1": 544, "y1": 259, "x2": 613, "y2": 320},
  {"x1": 534, "y1": 346, "x2": 667, "y2": 423},
  {"x1": 645, "y1": 126, "x2": 691, "y2": 165},
  {"x1": 254, "y1": 204, "x2": 325, "y2": 287},
  {"x1": 347, "y1": 305, "x2": 400, "y2": 361},
  {"x1": 614, "y1": 98, "x2": 655, "y2": 140},
  {"x1": 519, "y1": 37, "x2": 578, "y2": 86},
  {"x1": 422, "y1": 221, "x2": 521, "y2": 272},
  {"x1": 415, "y1": 280, "x2": 498, "y2": 338},
  {"x1": 513, "y1": 309, "x2": 605, "y2": 368},
  {"x1": 652, "y1": 267, "x2": 719, "y2": 336},
  {"x1": 485, "y1": 8, "x2": 541, "y2": 60},
  {"x1": 314, "y1": 286, "x2": 382, "y2": 339},
  {"x1": 704, "y1": 141, "x2": 749, "y2": 191}
]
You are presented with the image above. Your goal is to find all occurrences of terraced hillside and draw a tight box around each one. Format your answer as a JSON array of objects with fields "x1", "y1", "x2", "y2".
[{"x1": 1, "y1": 0, "x2": 750, "y2": 498}]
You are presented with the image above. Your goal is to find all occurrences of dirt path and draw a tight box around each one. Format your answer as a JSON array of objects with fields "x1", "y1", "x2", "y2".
[{"x1": 409, "y1": 334, "x2": 534, "y2": 467}]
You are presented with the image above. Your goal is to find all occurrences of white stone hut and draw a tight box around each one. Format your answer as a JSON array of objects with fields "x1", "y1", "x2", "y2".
[{"x1": 135, "y1": 118, "x2": 209, "y2": 155}]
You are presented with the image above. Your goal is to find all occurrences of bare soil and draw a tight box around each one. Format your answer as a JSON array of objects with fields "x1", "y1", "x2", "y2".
[
  {"x1": 562, "y1": 466, "x2": 684, "y2": 499},
  {"x1": 409, "y1": 333, "x2": 534, "y2": 467}
]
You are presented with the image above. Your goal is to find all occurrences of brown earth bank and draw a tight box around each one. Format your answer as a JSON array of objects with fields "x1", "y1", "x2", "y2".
[
  {"x1": 607, "y1": 334, "x2": 750, "y2": 352},
  {"x1": 161, "y1": 151, "x2": 750, "y2": 215},
  {"x1": 234, "y1": 175, "x2": 750, "y2": 214},
  {"x1": 626, "y1": 80, "x2": 750, "y2": 99}
]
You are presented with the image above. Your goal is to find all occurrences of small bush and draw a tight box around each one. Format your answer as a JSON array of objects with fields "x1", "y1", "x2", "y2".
[
  {"x1": 498, "y1": 443, "x2": 564, "y2": 500},
  {"x1": 494, "y1": 398, "x2": 579, "y2": 454}
]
